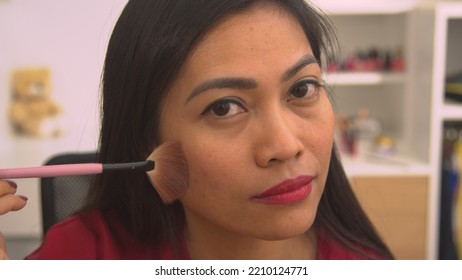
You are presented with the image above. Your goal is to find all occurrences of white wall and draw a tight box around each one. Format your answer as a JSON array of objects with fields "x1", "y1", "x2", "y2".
[{"x1": 0, "y1": 0, "x2": 127, "y2": 238}]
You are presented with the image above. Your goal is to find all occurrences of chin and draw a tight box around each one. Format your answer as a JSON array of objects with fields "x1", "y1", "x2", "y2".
[
  {"x1": 255, "y1": 228, "x2": 311, "y2": 241},
  {"x1": 252, "y1": 216, "x2": 315, "y2": 241}
]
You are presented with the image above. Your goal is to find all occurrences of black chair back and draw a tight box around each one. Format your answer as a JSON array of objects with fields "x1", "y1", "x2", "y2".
[{"x1": 40, "y1": 152, "x2": 97, "y2": 235}]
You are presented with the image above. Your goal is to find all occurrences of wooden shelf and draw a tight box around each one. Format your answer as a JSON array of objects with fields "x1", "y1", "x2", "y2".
[{"x1": 351, "y1": 176, "x2": 428, "y2": 259}]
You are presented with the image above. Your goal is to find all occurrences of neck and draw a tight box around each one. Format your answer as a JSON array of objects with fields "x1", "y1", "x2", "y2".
[{"x1": 183, "y1": 213, "x2": 317, "y2": 260}]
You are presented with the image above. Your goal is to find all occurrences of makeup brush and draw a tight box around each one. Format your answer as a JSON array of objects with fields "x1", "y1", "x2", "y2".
[
  {"x1": 0, "y1": 161, "x2": 154, "y2": 179},
  {"x1": 0, "y1": 142, "x2": 189, "y2": 204},
  {"x1": 146, "y1": 141, "x2": 189, "y2": 204}
]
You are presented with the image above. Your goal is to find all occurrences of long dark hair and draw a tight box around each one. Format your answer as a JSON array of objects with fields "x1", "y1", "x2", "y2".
[{"x1": 80, "y1": 0, "x2": 393, "y2": 259}]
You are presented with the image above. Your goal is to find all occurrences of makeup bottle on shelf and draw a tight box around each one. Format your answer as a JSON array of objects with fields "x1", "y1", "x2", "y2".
[
  {"x1": 391, "y1": 46, "x2": 405, "y2": 72},
  {"x1": 383, "y1": 50, "x2": 393, "y2": 72},
  {"x1": 365, "y1": 48, "x2": 380, "y2": 72}
]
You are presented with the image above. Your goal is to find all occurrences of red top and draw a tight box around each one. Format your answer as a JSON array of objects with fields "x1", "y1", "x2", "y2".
[{"x1": 25, "y1": 210, "x2": 377, "y2": 260}]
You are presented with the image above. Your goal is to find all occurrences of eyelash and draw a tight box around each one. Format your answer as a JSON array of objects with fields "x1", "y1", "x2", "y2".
[
  {"x1": 201, "y1": 79, "x2": 323, "y2": 118},
  {"x1": 287, "y1": 79, "x2": 323, "y2": 102},
  {"x1": 201, "y1": 98, "x2": 246, "y2": 118}
]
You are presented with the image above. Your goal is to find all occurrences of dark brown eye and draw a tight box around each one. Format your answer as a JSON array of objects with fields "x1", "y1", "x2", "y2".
[
  {"x1": 292, "y1": 83, "x2": 309, "y2": 98},
  {"x1": 202, "y1": 99, "x2": 246, "y2": 118},
  {"x1": 211, "y1": 102, "x2": 231, "y2": 116},
  {"x1": 288, "y1": 80, "x2": 321, "y2": 101}
]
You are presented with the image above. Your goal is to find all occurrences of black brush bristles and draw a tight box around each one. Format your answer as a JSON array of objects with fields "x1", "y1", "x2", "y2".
[{"x1": 146, "y1": 141, "x2": 189, "y2": 204}]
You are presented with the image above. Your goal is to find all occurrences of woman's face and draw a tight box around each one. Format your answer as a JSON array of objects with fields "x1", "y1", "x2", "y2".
[{"x1": 160, "y1": 4, "x2": 335, "y2": 240}]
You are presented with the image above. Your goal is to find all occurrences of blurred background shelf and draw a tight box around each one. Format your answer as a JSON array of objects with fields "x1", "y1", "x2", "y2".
[
  {"x1": 324, "y1": 0, "x2": 437, "y2": 259},
  {"x1": 341, "y1": 154, "x2": 431, "y2": 177},
  {"x1": 442, "y1": 102, "x2": 462, "y2": 120},
  {"x1": 325, "y1": 72, "x2": 406, "y2": 86},
  {"x1": 310, "y1": 0, "x2": 418, "y2": 15}
]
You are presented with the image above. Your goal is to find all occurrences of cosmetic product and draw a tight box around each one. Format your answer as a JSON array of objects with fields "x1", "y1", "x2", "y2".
[
  {"x1": 0, "y1": 161, "x2": 154, "y2": 179},
  {"x1": 0, "y1": 142, "x2": 189, "y2": 203}
]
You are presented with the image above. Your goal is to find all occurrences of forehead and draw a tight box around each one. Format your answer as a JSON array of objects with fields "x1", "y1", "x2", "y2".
[{"x1": 184, "y1": 4, "x2": 311, "y2": 73}]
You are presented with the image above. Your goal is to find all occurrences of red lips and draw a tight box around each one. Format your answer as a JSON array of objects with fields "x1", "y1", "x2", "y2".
[{"x1": 252, "y1": 175, "x2": 314, "y2": 205}]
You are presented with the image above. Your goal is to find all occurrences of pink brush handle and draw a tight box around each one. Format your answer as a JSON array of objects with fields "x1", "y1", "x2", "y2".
[{"x1": 0, "y1": 164, "x2": 103, "y2": 179}]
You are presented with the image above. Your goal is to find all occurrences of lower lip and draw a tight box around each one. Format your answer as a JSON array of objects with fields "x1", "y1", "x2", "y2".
[{"x1": 252, "y1": 183, "x2": 312, "y2": 205}]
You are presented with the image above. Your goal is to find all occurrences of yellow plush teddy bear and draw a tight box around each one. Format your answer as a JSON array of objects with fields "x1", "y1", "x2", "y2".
[{"x1": 9, "y1": 68, "x2": 62, "y2": 138}]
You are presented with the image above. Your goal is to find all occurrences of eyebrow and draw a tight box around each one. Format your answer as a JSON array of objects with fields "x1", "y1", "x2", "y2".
[
  {"x1": 186, "y1": 54, "x2": 319, "y2": 103},
  {"x1": 186, "y1": 77, "x2": 257, "y2": 103},
  {"x1": 281, "y1": 54, "x2": 319, "y2": 82}
]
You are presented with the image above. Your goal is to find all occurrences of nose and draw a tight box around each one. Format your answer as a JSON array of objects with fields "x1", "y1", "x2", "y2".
[{"x1": 253, "y1": 108, "x2": 305, "y2": 167}]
